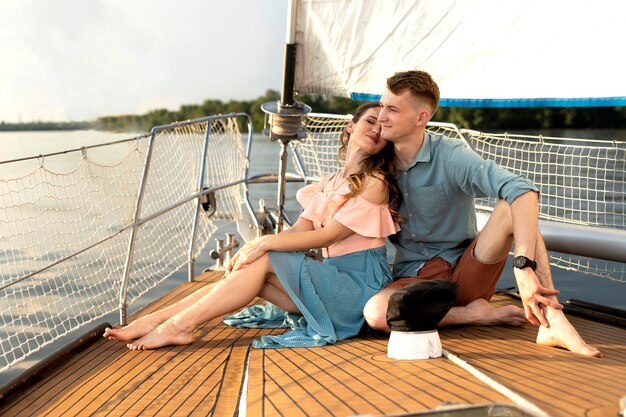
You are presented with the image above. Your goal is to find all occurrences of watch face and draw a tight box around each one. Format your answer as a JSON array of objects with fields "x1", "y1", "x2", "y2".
[{"x1": 514, "y1": 257, "x2": 526, "y2": 268}]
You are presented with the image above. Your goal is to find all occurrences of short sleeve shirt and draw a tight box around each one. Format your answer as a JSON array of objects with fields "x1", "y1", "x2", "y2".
[{"x1": 391, "y1": 131, "x2": 539, "y2": 279}]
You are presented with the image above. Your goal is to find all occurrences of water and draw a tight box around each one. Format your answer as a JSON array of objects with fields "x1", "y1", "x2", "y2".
[
  {"x1": 2, "y1": 128, "x2": 624, "y2": 309},
  {"x1": 0, "y1": 128, "x2": 624, "y2": 382},
  {"x1": 0, "y1": 128, "x2": 624, "y2": 385}
]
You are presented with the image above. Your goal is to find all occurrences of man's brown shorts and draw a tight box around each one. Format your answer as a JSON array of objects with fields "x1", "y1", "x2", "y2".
[{"x1": 389, "y1": 237, "x2": 507, "y2": 306}]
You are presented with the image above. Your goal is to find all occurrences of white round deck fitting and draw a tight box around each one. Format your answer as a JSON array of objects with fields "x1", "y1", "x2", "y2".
[{"x1": 387, "y1": 329, "x2": 442, "y2": 360}]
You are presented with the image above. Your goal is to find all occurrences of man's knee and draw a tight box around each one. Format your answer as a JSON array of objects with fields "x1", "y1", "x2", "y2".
[
  {"x1": 474, "y1": 200, "x2": 515, "y2": 261},
  {"x1": 363, "y1": 293, "x2": 390, "y2": 331}
]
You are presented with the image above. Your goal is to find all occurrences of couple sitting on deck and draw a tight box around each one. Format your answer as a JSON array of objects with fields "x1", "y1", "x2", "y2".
[{"x1": 104, "y1": 70, "x2": 601, "y2": 358}]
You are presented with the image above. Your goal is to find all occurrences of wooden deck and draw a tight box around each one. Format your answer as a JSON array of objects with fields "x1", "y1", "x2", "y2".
[{"x1": 1, "y1": 271, "x2": 624, "y2": 417}]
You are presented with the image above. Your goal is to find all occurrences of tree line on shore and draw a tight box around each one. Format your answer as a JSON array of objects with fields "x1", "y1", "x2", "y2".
[
  {"x1": 91, "y1": 90, "x2": 626, "y2": 133},
  {"x1": 3, "y1": 89, "x2": 626, "y2": 133},
  {"x1": 0, "y1": 120, "x2": 94, "y2": 131}
]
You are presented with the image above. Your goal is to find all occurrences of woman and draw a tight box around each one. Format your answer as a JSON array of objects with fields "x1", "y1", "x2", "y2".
[{"x1": 104, "y1": 102, "x2": 401, "y2": 350}]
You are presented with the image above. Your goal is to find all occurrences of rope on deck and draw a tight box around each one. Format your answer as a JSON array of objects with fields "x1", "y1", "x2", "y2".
[
  {"x1": 442, "y1": 349, "x2": 551, "y2": 417},
  {"x1": 238, "y1": 351, "x2": 251, "y2": 417}
]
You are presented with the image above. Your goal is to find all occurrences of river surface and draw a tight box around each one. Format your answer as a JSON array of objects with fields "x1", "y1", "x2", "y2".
[
  {"x1": 0, "y1": 127, "x2": 624, "y2": 383},
  {"x1": 1, "y1": 128, "x2": 624, "y2": 310}
]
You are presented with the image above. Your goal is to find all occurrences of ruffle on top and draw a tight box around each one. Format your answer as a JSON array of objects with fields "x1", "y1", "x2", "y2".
[{"x1": 296, "y1": 182, "x2": 400, "y2": 257}]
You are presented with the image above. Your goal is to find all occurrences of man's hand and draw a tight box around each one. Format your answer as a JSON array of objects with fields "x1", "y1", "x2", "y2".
[{"x1": 514, "y1": 267, "x2": 562, "y2": 327}]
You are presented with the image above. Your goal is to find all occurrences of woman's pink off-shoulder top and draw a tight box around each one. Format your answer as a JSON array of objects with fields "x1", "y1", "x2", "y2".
[{"x1": 296, "y1": 182, "x2": 400, "y2": 258}]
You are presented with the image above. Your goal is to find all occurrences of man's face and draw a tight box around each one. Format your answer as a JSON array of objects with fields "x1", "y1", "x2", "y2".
[{"x1": 378, "y1": 89, "x2": 425, "y2": 142}]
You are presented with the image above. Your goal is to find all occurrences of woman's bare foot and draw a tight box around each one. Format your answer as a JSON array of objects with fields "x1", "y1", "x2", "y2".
[
  {"x1": 440, "y1": 298, "x2": 527, "y2": 327},
  {"x1": 536, "y1": 307, "x2": 602, "y2": 357},
  {"x1": 126, "y1": 319, "x2": 195, "y2": 350},
  {"x1": 103, "y1": 315, "x2": 162, "y2": 342}
]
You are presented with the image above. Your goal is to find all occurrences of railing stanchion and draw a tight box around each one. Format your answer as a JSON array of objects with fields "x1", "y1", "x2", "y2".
[
  {"x1": 187, "y1": 120, "x2": 213, "y2": 282},
  {"x1": 119, "y1": 131, "x2": 157, "y2": 325}
]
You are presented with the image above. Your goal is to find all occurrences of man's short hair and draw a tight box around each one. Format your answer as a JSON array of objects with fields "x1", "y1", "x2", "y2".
[{"x1": 386, "y1": 70, "x2": 440, "y2": 115}]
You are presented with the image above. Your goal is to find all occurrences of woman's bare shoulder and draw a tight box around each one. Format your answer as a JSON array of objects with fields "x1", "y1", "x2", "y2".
[{"x1": 359, "y1": 173, "x2": 388, "y2": 204}]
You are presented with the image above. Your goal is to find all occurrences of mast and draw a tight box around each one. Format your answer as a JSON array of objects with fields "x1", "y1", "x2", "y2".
[
  {"x1": 281, "y1": 0, "x2": 297, "y2": 106},
  {"x1": 261, "y1": 0, "x2": 310, "y2": 233}
]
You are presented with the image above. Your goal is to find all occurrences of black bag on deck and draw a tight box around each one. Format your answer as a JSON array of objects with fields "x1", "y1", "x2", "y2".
[{"x1": 386, "y1": 280, "x2": 458, "y2": 332}]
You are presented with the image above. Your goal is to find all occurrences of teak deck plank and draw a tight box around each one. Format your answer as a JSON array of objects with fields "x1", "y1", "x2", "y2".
[
  {"x1": 1, "y1": 270, "x2": 624, "y2": 417},
  {"x1": 438, "y1": 296, "x2": 626, "y2": 417},
  {"x1": 246, "y1": 334, "x2": 510, "y2": 417}
]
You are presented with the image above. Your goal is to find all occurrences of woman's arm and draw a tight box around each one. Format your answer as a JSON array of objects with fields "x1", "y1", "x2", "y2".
[
  {"x1": 225, "y1": 216, "x2": 313, "y2": 273},
  {"x1": 267, "y1": 218, "x2": 354, "y2": 251},
  {"x1": 266, "y1": 174, "x2": 389, "y2": 252},
  {"x1": 229, "y1": 218, "x2": 354, "y2": 272},
  {"x1": 279, "y1": 216, "x2": 315, "y2": 234},
  {"x1": 230, "y1": 175, "x2": 389, "y2": 272}
]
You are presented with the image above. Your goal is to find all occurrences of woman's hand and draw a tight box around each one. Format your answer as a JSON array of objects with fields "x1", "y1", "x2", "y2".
[{"x1": 227, "y1": 236, "x2": 271, "y2": 273}]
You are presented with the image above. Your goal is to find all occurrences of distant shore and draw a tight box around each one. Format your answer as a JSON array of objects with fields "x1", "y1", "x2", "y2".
[{"x1": 0, "y1": 121, "x2": 96, "y2": 131}]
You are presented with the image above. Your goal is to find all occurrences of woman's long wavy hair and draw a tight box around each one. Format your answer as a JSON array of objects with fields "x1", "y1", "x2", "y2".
[{"x1": 337, "y1": 102, "x2": 403, "y2": 223}]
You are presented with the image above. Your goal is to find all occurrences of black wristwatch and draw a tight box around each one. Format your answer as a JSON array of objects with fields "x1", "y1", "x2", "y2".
[{"x1": 513, "y1": 255, "x2": 537, "y2": 270}]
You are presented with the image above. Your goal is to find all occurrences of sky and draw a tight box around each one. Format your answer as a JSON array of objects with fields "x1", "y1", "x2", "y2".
[{"x1": 0, "y1": 0, "x2": 288, "y2": 123}]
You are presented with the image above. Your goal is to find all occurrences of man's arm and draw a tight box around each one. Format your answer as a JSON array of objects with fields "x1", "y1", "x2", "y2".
[{"x1": 510, "y1": 191, "x2": 562, "y2": 327}]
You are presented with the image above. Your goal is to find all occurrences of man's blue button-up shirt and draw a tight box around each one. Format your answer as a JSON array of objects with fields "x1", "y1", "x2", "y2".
[{"x1": 391, "y1": 131, "x2": 539, "y2": 279}]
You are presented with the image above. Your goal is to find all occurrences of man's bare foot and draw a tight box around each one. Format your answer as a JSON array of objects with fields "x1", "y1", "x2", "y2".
[
  {"x1": 126, "y1": 319, "x2": 195, "y2": 350},
  {"x1": 440, "y1": 298, "x2": 527, "y2": 327},
  {"x1": 103, "y1": 315, "x2": 162, "y2": 342},
  {"x1": 536, "y1": 307, "x2": 602, "y2": 357}
]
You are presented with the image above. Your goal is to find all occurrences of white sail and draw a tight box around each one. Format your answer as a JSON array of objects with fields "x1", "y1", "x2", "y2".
[{"x1": 294, "y1": 0, "x2": 626, "y2": 107}]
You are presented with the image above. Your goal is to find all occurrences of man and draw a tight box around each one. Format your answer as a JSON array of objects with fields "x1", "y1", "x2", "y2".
[{"x1": 363, "y1": 70, "x2": 601, "y2": 357}]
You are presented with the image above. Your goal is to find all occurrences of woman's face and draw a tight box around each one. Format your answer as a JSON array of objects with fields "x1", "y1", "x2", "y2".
[{"x1": 347, "y1": 107, "x2": 387, "y2": 155}]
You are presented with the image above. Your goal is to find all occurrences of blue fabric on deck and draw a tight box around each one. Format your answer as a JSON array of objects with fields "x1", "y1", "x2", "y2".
[
  {"x1": 223, "y1": 247, "x2": 392, "y2": 348},
  {"x1": 223, "y1": 303, "x2": 305, "y2": 329}
]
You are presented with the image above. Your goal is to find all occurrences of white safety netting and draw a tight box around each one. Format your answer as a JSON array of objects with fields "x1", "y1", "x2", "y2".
[
  {"x1": 0, "y1": 115, "x2": 247, "y2": 372},
  {"x1": 290, "y1": 113, "x2": 352, "y2": 182},
  {"x1": 292, "y1": 114, "x2": 626, "y2": 282},
  {"x1": 468, "y1": 131, "x2": 626, "y2": 281}
]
